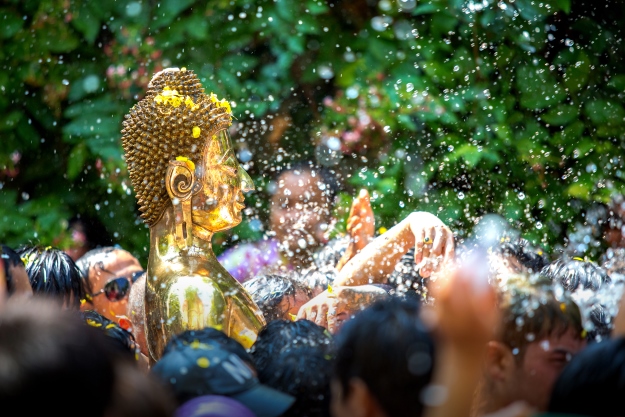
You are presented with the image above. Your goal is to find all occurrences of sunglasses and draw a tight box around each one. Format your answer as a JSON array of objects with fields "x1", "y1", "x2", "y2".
[{"x1": 89, "y1": 271, "x2": 144, "y2": 302}]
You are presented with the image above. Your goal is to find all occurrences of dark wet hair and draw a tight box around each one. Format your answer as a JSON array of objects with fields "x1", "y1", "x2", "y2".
[
  {"x1": 1, "y1": 245, "x2": 25, "y2": 295},
  {"x1": 75, "y1": 246, "x2": 120, "y2": 278},
  {"x1": 495, "y1": 237, "x2": 550, "y2": 273},
  {"x1": 163, "y1": 327, "x2": 251, "y2": 361},
  {"x1": 0, "y1": 298, "x2": 116, "y2": 417},
  {"x1": 387, "y1": 247, "x2": 429, "y2": 302},
  {"x1": 82, "y1": 310, "x2": 139, "y2": 362},
  {"x1": 500, "y1": 274, "x2": 583, "y2": 358},
  {"x1": 333, "y1": 297, "x2": 435, "y2": 417},
  {"x1": 541, "y1": 258, "x2": 610, "y2": 292},
  {"x1": 16, "y1": 245, "x2": 89, "y2": 308},
  {"x1": 548, "y1": 336, "x2": 625, "y2": 416},
  {"x1": 250, "y1": 320, "x2": 335, "y2": 417},
  {"x1": 243, "y1": 274, "x2": 312, "y2": 322}
]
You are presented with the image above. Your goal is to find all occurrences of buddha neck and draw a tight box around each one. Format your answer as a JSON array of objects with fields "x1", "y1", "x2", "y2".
[{"x1": 149, "y1": 207, "x2": 216, "y2": 264}]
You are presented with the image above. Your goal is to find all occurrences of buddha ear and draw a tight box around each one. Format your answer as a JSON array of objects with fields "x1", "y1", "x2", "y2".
[{"x1": 166, "y1": 159, "x2": 196, "y2": 250}]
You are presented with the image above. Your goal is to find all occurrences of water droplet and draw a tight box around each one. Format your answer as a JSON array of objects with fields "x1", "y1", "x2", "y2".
[
  {"x1": 371, "y1": 16, "x2": 393, "y2": 32},
  {"x1": 318, "y1": 65, "x2": 334, "y2": 80},
  {"x1": 62, "y1": 79, "x2": 69, "y2": 86},
  {"x1": 126, "y1": 1, "x2": 142, "y2": 16},
  {"x1": 383, "y1": 125, "x2": 391, "y2": 133},
  {"x1": 406, "y1": 83, "x2": 414, "y2": 92},
  {"x1": 453, "y1": 65, "x2": 460, "y2": 72}
]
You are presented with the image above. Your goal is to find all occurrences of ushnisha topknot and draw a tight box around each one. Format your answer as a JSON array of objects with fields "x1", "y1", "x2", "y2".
[{"x1": 121, "y1": 67, "x2": 233, "y2": 226}]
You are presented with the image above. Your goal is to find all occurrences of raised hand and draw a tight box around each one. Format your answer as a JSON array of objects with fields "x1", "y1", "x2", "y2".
[
  {"x1": 296, "y1": 284, "x2": 389, "y2": 333},
  {"x1": 336, "y1": 189, "x2": 375, "y2": 271}
]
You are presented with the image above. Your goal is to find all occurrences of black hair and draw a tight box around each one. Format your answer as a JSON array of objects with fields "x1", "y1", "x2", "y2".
[
  {"x1": 1, "y1": 245, "x2": 25, "y2": 295},
  {"x1": 495, "y1": 237, "x2": 550, "y2": 273},
  {"x1": 0, "y1": 298, "x2": 117, "y2": 417},
  {"x1": 163, "y1": 327, "x2": 252, "y2": 362},
  {"x1": 333, "y1": 297, "x2": 435, "y2": 417},
  {"x1": 243, "y1": 274, "x2": 312, "y2": 322},
  {"x1": 250, "y1": 319, "x2": 335, "y2": 417},
  {"x1": 16, "y1": 245, "x2": 89, "y2": 308},
  {"x1": 541, "y1": 258, "x2": 610, "y2": 292},
  {"x1": 75, "y1": 246, "x2": 120, "y2": 279},
  {"x1": 82, "y1": 310, "x2": 139, "y2": 362},
  {"x1": 548, "y1": 336, "x2": 625, "y2": 416},
  {"x1": 387, "y1": 247, "x2": 430, "y2": 303}
]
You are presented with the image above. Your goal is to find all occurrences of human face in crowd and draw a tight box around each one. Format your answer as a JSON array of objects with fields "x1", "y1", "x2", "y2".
[
  {"x1": 81, "y1": 249, "x2": 143, "y2": 323},
  {"x1": 499, "y1": 327, "x2": 586, "y2": 411},
  {"x1": 270, "y1": 169, "x2": 333, "y2": 253}
]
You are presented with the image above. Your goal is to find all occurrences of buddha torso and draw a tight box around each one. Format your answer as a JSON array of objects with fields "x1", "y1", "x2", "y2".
[{"x1": 144, "y1": 208, "x2": 265, "y2": 361}]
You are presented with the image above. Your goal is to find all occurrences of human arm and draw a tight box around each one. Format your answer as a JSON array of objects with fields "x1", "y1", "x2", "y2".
[
  {"x1": 334, "y1": 211, "x2": 455, "y2": 286},
  {"x1": 335, "y1": 189, "x2": 375, "y2": 271},
  {"x1": 296, "y1": 284, "x2": 389, "y2": 333},
  {"x1": 422, "y1": 251, "x2": 499, "y2": 417}
]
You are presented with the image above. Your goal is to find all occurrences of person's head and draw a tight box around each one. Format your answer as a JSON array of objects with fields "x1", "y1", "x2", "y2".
[
  {"x1": 151, "y1": 327, "x2": 295, "y2": 417},
  {"x1": 17, "y1": 245, "x2": 88, "y2": 309},
  {"x1": 331, "y1": 297, "x2": 435, "y2": 417},
  {"x1": 250, "y1": 319, "x2": 335, "y2": 417},
  {"x1": 480, "y1": 275, "x2": 586, "y2": 412},
  {"x1": 243, "y1": 274, "x2": 313, "y2": 321},
  {"x1": 0, "y1": 297, "x2": 174, "y2": 417},
  {"x1": 126, "y1": 272, "x2": 149, "y2": 357},
  {"x1": 489, "y1": 237, "x2": 550, "y2": 282},
  {"x1": 82, "y1": 309, "x2": 143, "y2": 364},
  {"x1": 541, "y1": 257, "x2": 610, "y2": 292},
  {"x1": 387, "y1": 247, "x2": 429, "y2": 302},
  {"x1": 548, "y1": 336, "x2": 625, "y2": 416},
  {"x1": 175, "y1": 395, "x2": 256, "y2": 417},
  {"x1": 269, "y1": 162, "x2": 338, "y2": 254},
  {"x1": 121, "y1": 68, "x2": 254, "y2": 236},
  {"x1": 76, "y1": 246, "x2": 143, "y2": 322},
  {"x1": 0, "y1": 245, "x2": 32, "y2": 298}
]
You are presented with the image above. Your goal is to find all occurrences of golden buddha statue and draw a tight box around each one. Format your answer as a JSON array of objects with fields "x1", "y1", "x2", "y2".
[{"x1": 121, "y1": 68, "x2": 265, "y2": 361}]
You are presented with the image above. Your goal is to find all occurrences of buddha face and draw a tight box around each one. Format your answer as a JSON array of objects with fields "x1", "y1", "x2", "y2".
[{"x1": 191, "y1": 130, "x2": 254, "y2": 233}]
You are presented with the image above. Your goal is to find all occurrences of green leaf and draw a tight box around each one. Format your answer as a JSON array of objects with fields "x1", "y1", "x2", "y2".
[
  {"x1": 306, "y1": 0, "x2": 329, "y2": 15},
  {"x1": 412, "y1": 3, "x2": 438, "y2": 15},
  {"x1": 0, "y1": 9, "x2": 23, "y2": 39},
  {"x1": 517, "y1": 65, "x2": 566, "y2": 110},
  {"x1": 541, "y1": 104, "x2": 579, "y2": 126},
  {"x1": 607, "y1": 74, "x2": 625, "y2": 92},
  {"x1": 584, "y1": 100, "x2": 625, "y2": 126},
  {"x1": 556, "y1": 0, "x2": 571, "y2": 14},
  {"x1": 0, "y1": 111, "x2": 22, "y2": 132},
  {"x1": 71, "y1": 3, "x2": 101, "y2": 44},
  {"x1": 566, "y1": 183, "x2": 591, "y2": 200},
  {"x1": 67, "y1": 143, "x2": 88, "y2": 180},
  {"x1": 564, "y1": 51, "x2": 590, "y2": 94}
]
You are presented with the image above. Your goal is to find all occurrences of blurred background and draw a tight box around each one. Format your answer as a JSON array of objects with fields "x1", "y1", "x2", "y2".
[{"x1": 1, "y1": 0, "x2": 624, "y2": 264}]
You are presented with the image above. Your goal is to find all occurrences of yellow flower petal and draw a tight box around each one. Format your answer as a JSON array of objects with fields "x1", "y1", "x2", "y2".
[
  {"x1": 192, "y1": 126, "x2": 201, "y2": 138},
  {"x1": 197, "y1": 357, "x2": 210, "y2": 368}
]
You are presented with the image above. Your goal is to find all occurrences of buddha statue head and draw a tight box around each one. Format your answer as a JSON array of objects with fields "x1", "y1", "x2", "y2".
[{"x1": 120, "y1": 68, "x2": 254, "y2": 247}]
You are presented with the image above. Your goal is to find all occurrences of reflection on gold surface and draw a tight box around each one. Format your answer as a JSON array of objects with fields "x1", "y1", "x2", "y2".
[{"x1": 121, "y1": 68, "x2": 265, "y2": 361}]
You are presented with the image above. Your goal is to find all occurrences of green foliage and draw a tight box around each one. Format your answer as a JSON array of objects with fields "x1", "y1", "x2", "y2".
[{"x1": 1, "y1": 0, "x2": 624, "y2": 262}]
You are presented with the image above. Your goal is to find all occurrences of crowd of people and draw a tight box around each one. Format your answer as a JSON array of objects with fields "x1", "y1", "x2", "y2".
[{"x1": 1, "y1": 163, "x2": 625, "y2": 417}]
